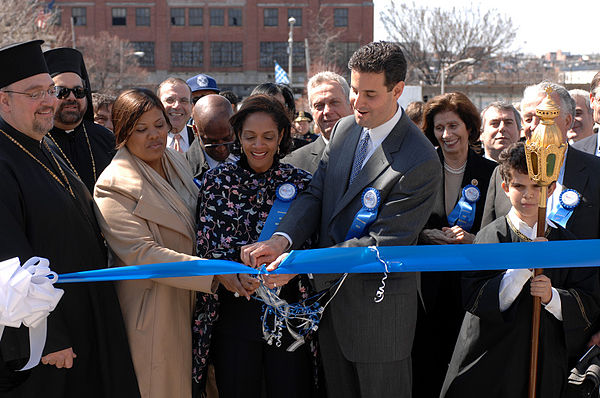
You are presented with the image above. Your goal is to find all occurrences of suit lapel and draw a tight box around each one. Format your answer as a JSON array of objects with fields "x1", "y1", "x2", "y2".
[
  {"x1": 329, "y1": 123, "x2": 362, "y2": 208},
  {"x1": 309, "y1": 136, "x2": 326, "y2": 171},
  {"x1": 330, "y1": 117, "x2": 406, "y2": 221},
  {"x1": 564, "y1": 147, "x2": 589, "y2": 196}
]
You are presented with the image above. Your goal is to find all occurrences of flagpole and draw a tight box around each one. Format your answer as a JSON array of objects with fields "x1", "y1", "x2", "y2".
[{"x1": 288, "y1": 17, "x2": 296, "y2": 88}]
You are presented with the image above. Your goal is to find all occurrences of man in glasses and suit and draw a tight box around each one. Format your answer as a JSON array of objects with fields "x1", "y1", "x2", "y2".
[
  {"x1": 43, "y1": 47, "x2": 115, "y2": 193},
  {"x1": 186, "y1": 94, "x2": 237, "y2": 179},
  {"x1": 0, "y1": 40, "x2": 139, "y2": 398}
]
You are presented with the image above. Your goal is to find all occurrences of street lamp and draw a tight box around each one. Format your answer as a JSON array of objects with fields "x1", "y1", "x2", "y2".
[
  {"x1": 119, "y1": 46, "x2": 144, "y2": 76},
  {"x1": 288, "y1": 16, "x2": 296, "y2": 87},
  {"x1": 119, "y1": 42, "x2": 145, "y2": 88},
  {"x1": 440, "y1": 57, "x2": 476, "y2": 95}
]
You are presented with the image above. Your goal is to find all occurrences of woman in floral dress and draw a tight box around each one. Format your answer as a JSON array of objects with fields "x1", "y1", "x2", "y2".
[{"x1": 192, "y1": 95, "x2": 318, "y2": 398}]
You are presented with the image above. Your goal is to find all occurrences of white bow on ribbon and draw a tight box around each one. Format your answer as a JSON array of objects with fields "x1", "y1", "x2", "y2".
[{"x1": 0, "y1": 257, "x2": 64, "y2": 370}]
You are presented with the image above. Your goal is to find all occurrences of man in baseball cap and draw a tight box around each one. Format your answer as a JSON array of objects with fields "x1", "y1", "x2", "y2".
[{"x1": 186, "y1": 73, "x2": 220, "y2": 104}]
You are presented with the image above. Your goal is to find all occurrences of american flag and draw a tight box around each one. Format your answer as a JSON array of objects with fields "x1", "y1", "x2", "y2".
[{"x1": 274, "y1": 61, "x2": 290, "y2": 85}]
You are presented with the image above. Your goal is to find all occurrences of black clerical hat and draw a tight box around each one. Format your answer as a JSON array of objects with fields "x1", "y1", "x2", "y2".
[
  {"x1": 44, "y1": 47, "x2": 94, "y2": 121},
  {"x1": 0, "y1": 40, "x2": 49, "y2": 89}
]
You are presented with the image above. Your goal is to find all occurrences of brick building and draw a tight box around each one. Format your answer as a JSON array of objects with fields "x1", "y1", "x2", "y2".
[{"x1": 51, "y1": 0, "x2": 373, "y2": 95}]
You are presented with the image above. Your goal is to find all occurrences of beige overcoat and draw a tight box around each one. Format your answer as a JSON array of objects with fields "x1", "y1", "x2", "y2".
[{"x1": 93, "y1": 147, "x2": 213, "y2": 398}]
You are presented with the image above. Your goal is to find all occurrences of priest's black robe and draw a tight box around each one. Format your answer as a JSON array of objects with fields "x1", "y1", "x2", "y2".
[
  {"x1": 47, "y1": 120, "x2": 115, "y2": 193},
  {"x1": 0, "y1": 118, "x2": 139, "y2": 397},
  {"x1": 442, "y1": 217, "x2": 600, "y2": 398}
]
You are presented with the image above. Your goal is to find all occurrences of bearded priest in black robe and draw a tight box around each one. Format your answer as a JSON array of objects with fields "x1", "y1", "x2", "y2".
[
  {"x1": 43, "y1": 47, "x2": 115, "y2": 193},
  {"x1": 0, "y1": 41, "x2": 139, "y2": 397}
]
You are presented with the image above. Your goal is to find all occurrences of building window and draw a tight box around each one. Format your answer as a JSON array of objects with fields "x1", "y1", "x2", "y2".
[
  {"x1": 228, "y1": 8, "x2": 242, "y2": 26},
  {"x1": 287, "y1": 8, "x2": 302, "y2": 26},
  {"x1": 210, "y1": 8, "x2": 224, "y2": 26},
  {"x1": 211, "y1": 42, "x2": 242, "y2": 67},
  {"x1": 136, "y1": 8, "x2": 150, "y2": 26},
  {"x1": 112, "y1": 8, "x2": 126, "y2": 26},
  {"x1": 263, "y1": 8, "x2": 278, "y2": 26},
  {"x1": 171, "y1": 41, "x2": 203, "y2": 67},
  {"x1": 131, "y1": 42, "x2": 155, "y2": 67},
  {"x1": 71, "y1": 7, "x2": 86, "y2": 26},
  {"x1": 170, "y1": 8, "x2": 185, "y2": 26},
  {"x1": 189, "y1": 8, "x2": 203, "y2": 26},
  {"x1": 260, "y1": 41, "x2": 305, "y2": 68},
  {"x1": 334, "y1": 8, "x2": 348, "y2": 27}
]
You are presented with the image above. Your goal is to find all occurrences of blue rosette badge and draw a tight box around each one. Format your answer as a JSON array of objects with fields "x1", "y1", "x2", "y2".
[
  {"x1": 548, "y1": 189, "x2": 581, "y2": 228},
  {"x1": 257, "y1": 183, "x2": 298, "y2": 242},
  {"x1": 345, "y1": 188, "x2": 381, "y2": 240},
  {"x1": 276, "y1": 183, "x2": 297, "y2": 202},
  {"x1": 447, "y1": 184, "x2": 480, "y2": 232}
]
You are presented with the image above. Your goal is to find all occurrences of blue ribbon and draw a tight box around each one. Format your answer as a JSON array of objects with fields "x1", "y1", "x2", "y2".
[
  {"x1": 345, "y1": 188, "x2": 380, "y2": 240},
  {"x1": 447, "y1": 184, "x2": 480, "y2": 232},
  {"x1": 258, "y1": 183, "x2": 297, "y2": 242},
  {"x1": 548, "y1": 189, "x2": 581, "y2": 228},
  {"x1": 55, "y1": 240, "x2": 600, "y2": 283}
]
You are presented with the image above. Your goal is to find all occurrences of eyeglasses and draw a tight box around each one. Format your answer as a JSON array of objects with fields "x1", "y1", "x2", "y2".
[
  {"x1": 56, "y1": 86, "x2": 88, "y2": 100},
  {"x1": 203, "y1": 141, "x2": 235, "y2": 149},
  {"x1": 2, "y1": 87, "x2": 58, "y2": 100}
]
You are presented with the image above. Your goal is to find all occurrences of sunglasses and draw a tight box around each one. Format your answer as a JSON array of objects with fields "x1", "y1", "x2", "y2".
[
  {"x1": 56, "y1": 86, "x2": 88, "y2": 100},
  {"x1": 203, "y1": 141, "x2": 235, "y2": 149}
]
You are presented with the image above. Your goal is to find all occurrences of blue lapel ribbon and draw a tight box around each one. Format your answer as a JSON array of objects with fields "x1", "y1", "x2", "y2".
[
  {"x1": 345, "y1": 188, "x2": 381, "y2": 240},
  {"x1": 548, "y1": 189, "x2": 581, "y2": 228},
  {"x1": 257, "y1": 183, "x2": 297, "y2": 242},
  {"x1": 447, "y1": 184, "x2": 480, "y2": 232}
]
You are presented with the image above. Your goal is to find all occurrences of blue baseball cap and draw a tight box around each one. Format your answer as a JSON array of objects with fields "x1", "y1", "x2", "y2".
[{"x1": 186, "y1": 73, "x2": 220, "y2": 93}]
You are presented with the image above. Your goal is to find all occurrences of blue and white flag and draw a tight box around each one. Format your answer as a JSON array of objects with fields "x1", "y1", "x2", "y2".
[{"x1": 274, "y1": 61, "x2": 290, "y2": 84}]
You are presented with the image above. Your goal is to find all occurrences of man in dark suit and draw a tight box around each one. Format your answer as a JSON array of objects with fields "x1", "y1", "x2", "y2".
[
  {"x1": 283, "y1": 71, "x2": 352, "y2": 174},
  {"x1": 241, "y1": 42, "x2": 441, "y2": 398},
  {"x1": 482, "y1": 81, "x2": 600, "y2": 240},
  {"x1": 573, "y1": 71, "x2": 600, "y2": 156},
  {"x1": 186, "y1": 94, "x2": 236, "y2": 179}
]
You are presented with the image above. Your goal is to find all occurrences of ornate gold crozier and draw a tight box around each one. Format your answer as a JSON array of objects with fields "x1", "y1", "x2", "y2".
[{"x1": 524, "y1": 86, "x2": 566, "y2": 398}]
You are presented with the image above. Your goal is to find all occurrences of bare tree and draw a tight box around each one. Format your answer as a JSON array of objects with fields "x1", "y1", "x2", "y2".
[
  {"x1": 380, "y1": 2, "x2": 518, "y2": 85},
  {"x1": 306, "y1": 8, "x2": 348, "y2": 78},
  {"x1": 0, "y1": 0, "x2": 69, "y2": 48},
  {"x1": 77, "y1": 31, "x2": 148, "y2": 93}
]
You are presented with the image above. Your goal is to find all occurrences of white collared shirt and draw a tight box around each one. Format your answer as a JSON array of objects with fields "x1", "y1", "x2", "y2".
[
  {"x1": 355, "y1": 105, "x2": 404, "y2": 169},
  {"x1": 167, "y1": 127, "x2": 190, "y2": 153},
  {"x1": 498, "y1": 208, "x2": 562, "y2": 320},
  {"x1": 205, "y1": 153, "x2": 238, "y2": 170},
  {"x1": 596, "y1": 133, "x2": 600, "y2": 157}
]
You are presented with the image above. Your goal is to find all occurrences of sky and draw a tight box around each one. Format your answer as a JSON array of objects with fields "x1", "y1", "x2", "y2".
[{"x1": 373, "y1": 0, "x2": 600, "y2": 56}]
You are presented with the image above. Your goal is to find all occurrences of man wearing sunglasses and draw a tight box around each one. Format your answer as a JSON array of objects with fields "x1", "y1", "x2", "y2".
[
  {"x1": 186, "y1": 94, "x2": 237, "y2": 179},
  {"x1": 43, "y1": 48, "x2": 115, "y2": 193}
]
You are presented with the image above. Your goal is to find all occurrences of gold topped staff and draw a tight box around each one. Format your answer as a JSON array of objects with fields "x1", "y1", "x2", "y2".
[{"x1": 524, "y1": 86, "x2": 566, "y2": 398}]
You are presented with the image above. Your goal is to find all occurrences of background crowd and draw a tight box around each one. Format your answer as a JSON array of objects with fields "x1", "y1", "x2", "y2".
[{"x1": 1, "y1": 38, "x2": 600, "y2": 398}]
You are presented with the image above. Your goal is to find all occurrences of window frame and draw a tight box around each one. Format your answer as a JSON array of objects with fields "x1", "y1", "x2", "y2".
[{"x1": 111, "y1": 7, "x2": 127, "y2": 26}]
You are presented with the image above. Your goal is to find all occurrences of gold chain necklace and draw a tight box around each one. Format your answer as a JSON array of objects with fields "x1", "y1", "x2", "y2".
[
  {"x1": 506, "y1": 215, "x2": 550, "y2": 241},
  {"x1": 0, "y1": 128, "x2": 76, "y2": 198},
  {"x1": 47, "y1": 122, "x2": 97, "y2": 182}
]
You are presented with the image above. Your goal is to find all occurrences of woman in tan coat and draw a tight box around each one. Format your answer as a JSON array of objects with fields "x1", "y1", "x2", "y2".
[{"x1": 93, "y1": 88, "x2": 232, "y2": 398}]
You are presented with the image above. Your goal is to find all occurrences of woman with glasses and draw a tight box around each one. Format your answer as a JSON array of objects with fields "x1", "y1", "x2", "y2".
[
  {"x1": 192, "y1": 95, "x2": 317, "y2": 398},
  {"x1": 93, "y1": 88, "x2": 233, "y2": 398}
]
